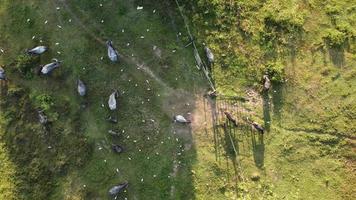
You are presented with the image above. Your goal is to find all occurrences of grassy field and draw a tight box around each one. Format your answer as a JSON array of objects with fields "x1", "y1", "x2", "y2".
[
  {"x1": 0, "y1": 0, "x2": 206, "y2": 199},
  {"x1": 177, "y1": 0, "x2": 355, "y2": 199},
  {"x1": 0, "y1": 0, "x2": 355, "y2": 200}
]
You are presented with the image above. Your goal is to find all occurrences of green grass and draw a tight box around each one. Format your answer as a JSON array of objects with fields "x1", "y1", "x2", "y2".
[
  {"x1": 0, "y1": 0, "x2": 205, "y2": 199},
  {"x1": 177, "y1": 0, "x2": 355, "y2": 199}
]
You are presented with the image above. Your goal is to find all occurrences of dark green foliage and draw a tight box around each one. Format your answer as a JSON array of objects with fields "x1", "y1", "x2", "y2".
[
  {"x1": 264, "y1": 60, "x2": 285, "y2": 82},
  {"x1": 14, "y1": 55, "x2": 38, "y2": 79},
  {"x1": 324, "y1": 29, "x2": 346, "y2": 47},
  {"x1": 0, "y1": 85, "x2": 92, "y2": 200},
  {"x1": 33, "y1": 94, "x2": 54, "y2": 111}
]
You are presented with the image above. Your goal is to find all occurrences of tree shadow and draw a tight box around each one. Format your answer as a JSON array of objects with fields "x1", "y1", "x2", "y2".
[
  {"x1": 262, "y1": 90, "x2": 271, "y2": 132},
  {"x1": 271, "y1": 83, "x2": 284, "y2": 122},
  {"x1": 328, "y1": 46, "x2": 345, "y2": 67},
  {"x1": 251, "y1": 132, "x2": 265, "y2": 169}
]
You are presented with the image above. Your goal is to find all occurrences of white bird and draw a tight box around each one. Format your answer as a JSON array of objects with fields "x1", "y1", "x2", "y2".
[
  {"x1": 27, "y1": 46, "x2": 48, "y2": 55},
  {"x1": 77, "y1": 79, "x2": 87, "y2": 96},
  {"x1": 0, "y1": 66, "x2": 6, "y2": 80},
  {"x1": 204, "y1": 46, "x2": 214, "y2": 64},
  {"x1": 174, "y1": 115, "x2": 191, "y2": 123},
  {"x1": 108, "y1": 91, "x2": 118, "y2": 110},
  {"x1": 41, "y1": 59, "x2": 61, "y2": 75},
  {"x1": 107, "y1": 40, "x2": 119, "y2": 62}
]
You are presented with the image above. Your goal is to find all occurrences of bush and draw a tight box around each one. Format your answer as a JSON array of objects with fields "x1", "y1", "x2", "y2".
[
  {"x1": 323, "y1": 29, "x2": 346, "y2": 47},
  {"x1": 14, "y1": 55, "x2": 38, "y2": 79},
  {"x1": 264, "y1": 60, "x2": 285, "y2": 82},
  {"x1": 34, "y1": 94, "x2": 55, "y2": 111}
]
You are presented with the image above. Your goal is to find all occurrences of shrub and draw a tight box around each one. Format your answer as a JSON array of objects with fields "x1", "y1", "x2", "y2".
[
  {"x1": 323, "y1": 29, "x2": 346, "y2": 47},
  {"x1": 14, "y1": 55, "x2": 38, "y2": 79},
  {"x1": 34, "y1": 94, "x2": 55, "y2": 111},
  {"x1": 264, "y1": 60, "x2": 285, "y2": 82}
]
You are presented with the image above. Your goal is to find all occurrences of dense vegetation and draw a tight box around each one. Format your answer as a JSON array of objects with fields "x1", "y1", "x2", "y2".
[
  {"x1": 0, "y1": 85, "x2": 91, "y2": 199},
  {"x1": 180, "y1": 0, "x2": 355, "y2": 90}
]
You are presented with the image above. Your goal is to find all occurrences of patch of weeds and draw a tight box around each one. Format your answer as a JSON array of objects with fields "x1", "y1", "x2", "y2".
[
  {"x1": 323, "y1": 29, "x2": 347, "y2": 47},
  {"x1": 13, "y1": 55, "x2": 39, "y2": 79},
  {"x1": 264, "y1": 60, "x2": 285, "y2": 82}
]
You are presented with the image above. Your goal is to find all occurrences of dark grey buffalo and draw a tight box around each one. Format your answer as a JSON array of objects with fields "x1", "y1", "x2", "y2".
[
  {"x1": 41, "y1": 59, "x2": 61, "y2": 75},
  {"x1": 108, "y1": 181, "x2": 128, "y2": 197},
  {"x1": 27, "y1": 46, "x2": 48, "y2": 55},
  {"x1": 108, "y1": 130, "x2": 120, "y2": 137},
  {"x1": 224, "y1": 111, "x2": 238, "y2": 127},
  {"x1": 0, "y1": 66, "x2": 6, "y2": 80},
  {"x1": 38, "y1": 110, "x2": 48, "y2": 124},
  {"x1": 252, "y1": 122, "x2": 264, "y2": 134},
  {"x1": 107, "y1": 116, "x2": 118, "y2": 124},
  {"x1": 112, "y1": 144, "x2": 124, "y2": 153},
  {"x1": 77, "y1": 79, "x2": 87, "y2": 96},
  {"x1": 107, "y1": 40, "x2": 119, "y2": 62}
]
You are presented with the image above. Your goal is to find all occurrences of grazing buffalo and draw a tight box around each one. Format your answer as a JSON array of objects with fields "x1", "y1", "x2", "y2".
[
  {"x1": 107, "y1": 116, "x2": 118, "y2": 123},
  {"x1": 0, "y1": 66, "x2": 6, "y2": 80},
  {"x1": 77, "y1": 79, "x2": 87, "y2": 96},
  {"x1": 224, "y1": 111, "x2": 238, "y2": 127},
  {"x1": 112, "y1": 144, "x2": 124, "y2": 153},
  {"x1": 252, "y1": 122, "x2": 264, "y2": 134},
  {"x1": 41, "y1": 59, "x2": 61, "y2": 75},
  {"x1": 27, "y1": 46, "x2": 48, "y2": 55},
  {"x1": 108, "y1": 130, "x2": 120, "y2": 137},
  {"x1": 109, "y1": 181, "x2": 128, "y2": 197},
  {"x1": 263, "y1": 75, "x2": 271, "y2": 91},
  {"x1": 204, "y1": 46, "x2": 214, "y2": 64},
  {"x1": 173, "y1": 115, "x2": 191, "y2": 123},
  {"x1": 107, "y1": 40, "x2": 119, "y2": 62},
  {"x1": 207, "y1": 89, "x2": 218, "y2": 98},
  {"x1": 108, "y1": 91, "x2": 119, "y2": 110}
]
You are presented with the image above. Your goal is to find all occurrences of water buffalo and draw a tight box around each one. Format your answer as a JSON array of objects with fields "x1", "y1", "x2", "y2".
[
  {"x1": 38, "y1": 110, "x2": 48, "y2": 124},
  {"x1": 108, "y1": 181, "x2": 128, "y2": 197},
  {"x1": 252, "y1": 122, "x2": 264, "y2": 134},
  {"x1": 224, "y1": 111, "x2": 238, "y2": 127},
  {"x1": 27, "y1": 46, "x2": 48, "y2": 55},
  {"x1": 77, "y1": 79, "x2": 87, "y2": 96},
  {"x1": 107, "y1": 40, "x2": 119, "y2": 62},
  {"x1": 0, "y1": 66, "x2": 6, "y2": 80},
  {"x1": 41, "y1": 59, "x2": 61, "y2": 75},
  {"x1": 173, "y1": 115, "x2": 191, "y2": 123},
  {"x1": 263, "y1": 75, "x2": 271, "y2": 91},
  {"x1": 204, "y1": 46, "x2": 214, "y2": 64},
  {"x1": 108, "y1": 130, "x2": 120, "y2": 137},
  {"x1": 112, "y1": 144, "x2": 124, "y2": 153},
  {"x1": 108, "y1": 91, "x2": 119, "y2": 110},
  {"x1": 107, "y1": 116, "x2": 118, "y2": 124},
  {"x1": 207, "y1": 89, "x2": 218, "y2": 98}
]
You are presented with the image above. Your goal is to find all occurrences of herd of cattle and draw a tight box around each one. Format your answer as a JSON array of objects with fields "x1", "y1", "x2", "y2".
[{"x1": 0, "y1": 39, "x2": 267, "y2": 198}]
